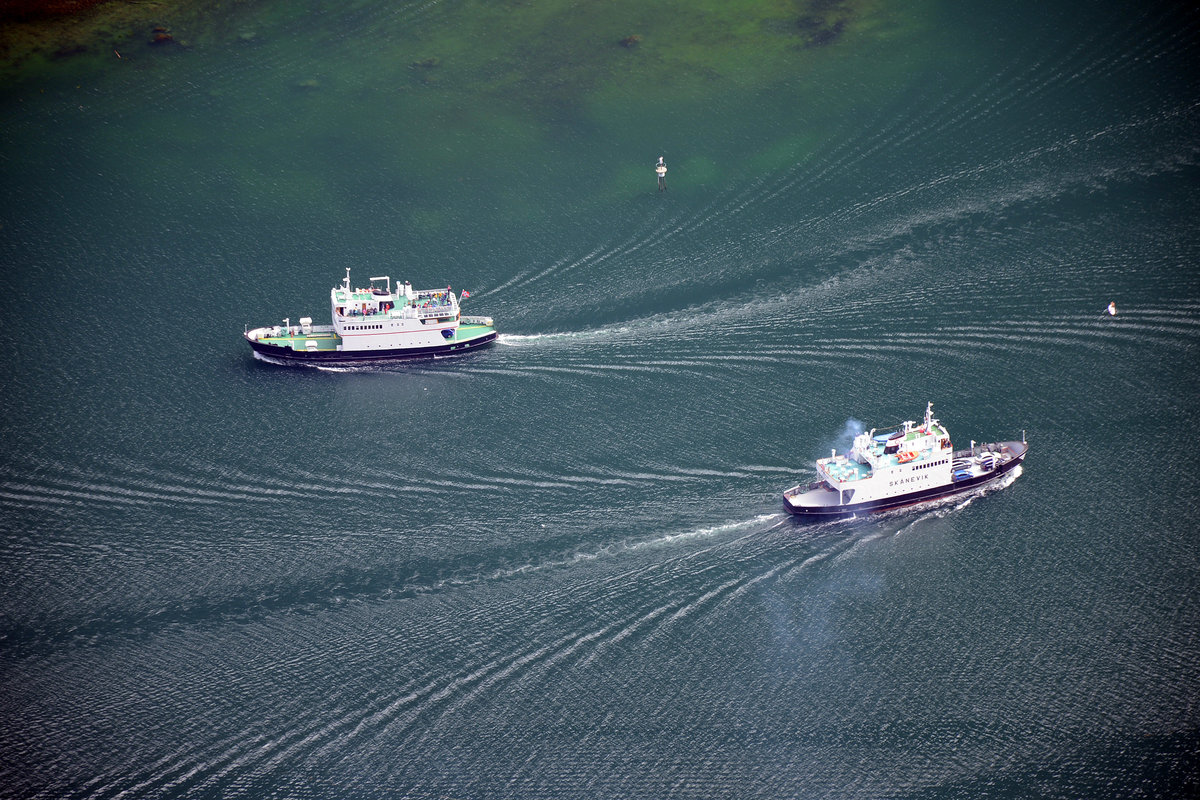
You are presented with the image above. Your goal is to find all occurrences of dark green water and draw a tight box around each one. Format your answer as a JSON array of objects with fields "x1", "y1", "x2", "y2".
[{"x1": 2, "y1": 1, "x2": 1199, "y2": 797}]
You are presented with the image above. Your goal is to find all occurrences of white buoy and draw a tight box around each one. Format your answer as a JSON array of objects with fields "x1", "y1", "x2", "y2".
[{"x1": 1107, "y1": 301, "x2": 1117, "y2": 316}]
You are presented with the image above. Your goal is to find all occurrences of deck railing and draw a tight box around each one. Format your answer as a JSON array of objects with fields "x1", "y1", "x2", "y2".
[{"x1": 416, "y1": 303, "x2": 456, "y2": 319}]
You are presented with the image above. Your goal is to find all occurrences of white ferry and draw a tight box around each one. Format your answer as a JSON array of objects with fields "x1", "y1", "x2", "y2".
[
  {"x1": 244, "y1": 269, "x2": 497, "y2": 366},
  {"x1": 783, "y1": 403, "x2": 1027, "y2": 519}
]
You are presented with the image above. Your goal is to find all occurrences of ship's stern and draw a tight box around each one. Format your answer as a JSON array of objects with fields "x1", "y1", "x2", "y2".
[{"x1": 783, "y1": 480, "x2": 846, "y2": 517}]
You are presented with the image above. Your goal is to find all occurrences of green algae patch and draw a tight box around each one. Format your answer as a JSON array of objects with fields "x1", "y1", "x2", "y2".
[
  {"x1": 674, "y1": 155, "x2": 723, "y2": 189},
  {"x1": 1, "y1": 0, "x2": 939, "y2": 232},
  {"x1": 0, "y1": 1, "x2": 252, "y2": 85}
]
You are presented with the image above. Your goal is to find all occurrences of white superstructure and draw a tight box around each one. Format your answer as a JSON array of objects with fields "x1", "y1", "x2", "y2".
[{"x1": 328, "y1": 270, "x2": 474, "y2": 352}]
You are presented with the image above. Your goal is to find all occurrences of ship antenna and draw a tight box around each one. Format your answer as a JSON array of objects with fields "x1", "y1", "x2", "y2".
[{"x1": 343, "y1": 267, "x2": 351, "y2": 290}]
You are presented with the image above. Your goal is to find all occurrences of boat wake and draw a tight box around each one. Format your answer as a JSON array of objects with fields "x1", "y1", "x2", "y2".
[
  {"x1": 251, "y1": 351, "x2": 290, "y2": 367},
  {"x1": 433, "y1": 513, "x2": 786, "y2": 593},
  {"x1": 497, "y1": 328, "x2": 634, "y2": 347},
  {"x1": 891, "y1": 465, "x2": 1025, "y2": 531}
]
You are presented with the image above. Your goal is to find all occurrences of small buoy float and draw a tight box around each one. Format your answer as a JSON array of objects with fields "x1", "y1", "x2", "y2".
[{"x1": 1106, "y1": 301, "x2": 1117, "y2": 316}]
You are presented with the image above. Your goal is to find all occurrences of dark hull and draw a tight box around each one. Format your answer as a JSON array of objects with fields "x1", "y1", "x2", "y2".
[
  {"x1": 247, "y1": 331, "x2": 498, "y2": 366},
  {"x1": 785, "y1": 441, "x2": 1027, "y2": 520}
]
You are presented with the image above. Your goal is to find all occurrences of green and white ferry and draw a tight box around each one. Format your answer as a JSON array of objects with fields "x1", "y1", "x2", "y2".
[{"x1": 245, "y1": 269, "x2": 497, "y2": 366}]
